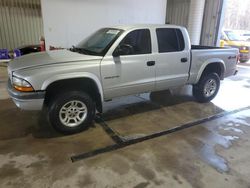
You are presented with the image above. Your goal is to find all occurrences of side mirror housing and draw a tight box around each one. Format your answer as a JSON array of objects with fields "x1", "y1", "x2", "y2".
[
  {"x1": 113, "y1": 44, "x2": 133, "y2": 57},
  {"x1": 113, "y1": 47, "x2": 123, "y2": 57}
]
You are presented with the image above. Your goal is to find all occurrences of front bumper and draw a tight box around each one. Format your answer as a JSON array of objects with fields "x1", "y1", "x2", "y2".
[
  {"x1": 7, "y1": 80, "x2": 45, "y2": 110},
  {"x1": 239, "y1": 52, "x2": 250, "y2": 61}
]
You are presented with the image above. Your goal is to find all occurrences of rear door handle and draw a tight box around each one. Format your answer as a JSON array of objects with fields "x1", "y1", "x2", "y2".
[
  {"x1": 181, "y1": 58, "x2": 188, "y2": 63},
  {"x1": 147, "y1": 61, "x2": 155, "y2": 66}
]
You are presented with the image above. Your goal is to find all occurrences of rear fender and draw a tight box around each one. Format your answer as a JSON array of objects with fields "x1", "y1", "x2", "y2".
[{"x1": 195, "y1": 58, "x2": 225, "y2": 84}]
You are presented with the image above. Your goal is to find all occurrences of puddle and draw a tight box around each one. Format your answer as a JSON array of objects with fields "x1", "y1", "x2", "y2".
[
  {"x1": 197, "y1": 112, "x2": 250, "y2": 173},
  {"x1": 221, "y1": 127, "x2": 243, "y2": 133},
  {"x1": 201, "y1": 144, "x2": 229, "y2": 173},
  {"x1": 198, "y1": 129, "x2": 239, "y2": 173}
]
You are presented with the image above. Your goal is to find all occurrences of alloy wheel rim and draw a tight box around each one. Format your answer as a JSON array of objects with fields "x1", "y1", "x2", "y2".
[
  {"x1": 203, "y1": 79, "x2": 217, "y2": 98},
  {"x1": 59, "y1": 100, "x2": 88, "y2": 127}
]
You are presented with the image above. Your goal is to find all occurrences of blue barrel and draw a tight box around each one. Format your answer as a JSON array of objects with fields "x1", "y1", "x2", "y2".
[
  {"x1": 0, "y1": 49, "x2": 9, "y2": 59},
  {"x1": 13, "y1": 49, "x2": 21, "y2": 58}
]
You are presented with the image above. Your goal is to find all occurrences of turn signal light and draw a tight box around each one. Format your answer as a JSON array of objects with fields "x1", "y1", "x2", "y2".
[{"x1": 14, "y1": 85, "x2": 34, "y2": 92}]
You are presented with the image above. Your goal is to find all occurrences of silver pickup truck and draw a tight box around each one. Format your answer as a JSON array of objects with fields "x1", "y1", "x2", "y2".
[{"x1": 7, "y1": 24, "x2": 238, "y2": 134}]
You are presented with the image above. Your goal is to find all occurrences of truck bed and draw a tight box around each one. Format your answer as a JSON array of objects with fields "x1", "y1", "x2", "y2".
[
  {"x1": 188, "y1": 45, "x2": 238, "y2": 84},
  {"x1": 191, "y1": 45, "x2": 223, "y2": 50}
]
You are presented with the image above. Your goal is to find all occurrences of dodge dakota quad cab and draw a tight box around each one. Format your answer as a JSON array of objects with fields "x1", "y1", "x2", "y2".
[{"x1": 8, "y1": 25, "x2": 238, "y2": 134}]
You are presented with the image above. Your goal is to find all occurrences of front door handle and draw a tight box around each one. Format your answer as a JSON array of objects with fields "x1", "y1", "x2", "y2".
[
  {"x1": 181, "y1": 58, "x2": 188, "y2": 63},
  {"x1": 147, "y1": 61, "x2": 155, "y2": 66}
]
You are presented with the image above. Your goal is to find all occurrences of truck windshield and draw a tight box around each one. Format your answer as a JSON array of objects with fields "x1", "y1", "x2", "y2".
[
  {"x1": 224, "y1": 31, "x2": 243, "y2": 41},
  {"x1": 75, "y1": 28, "x2": 123, "y2": 56}
]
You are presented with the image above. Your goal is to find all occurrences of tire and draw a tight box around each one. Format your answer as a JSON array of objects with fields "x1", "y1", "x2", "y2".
[
  {"x1": 193, "y1": 73, "x2": 220, "y2": 103},
  {"x1": 48, "y1": 91, "x2": 95, "y2": 134}
]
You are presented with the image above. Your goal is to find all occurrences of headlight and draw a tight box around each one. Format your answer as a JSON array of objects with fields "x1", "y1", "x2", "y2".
[
  {"x1": 240, "y1": 46, "x2": 249, "y2": 51},
  {"x1": 12, "y1": 76, "x2": 34, "y2": 92}
]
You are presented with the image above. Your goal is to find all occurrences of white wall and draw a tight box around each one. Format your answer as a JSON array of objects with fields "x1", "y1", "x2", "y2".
[{"x1": 41, "y1": 0, "x2": 167, "y2": 49}]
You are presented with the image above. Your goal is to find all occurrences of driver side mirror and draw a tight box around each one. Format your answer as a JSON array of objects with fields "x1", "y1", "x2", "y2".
[
  {"x1": 113, "y1": 46, "x2": 123, "y2": 57},
  {"x1": 113, "y1": 44, "x2": 133, "y2": 57}
]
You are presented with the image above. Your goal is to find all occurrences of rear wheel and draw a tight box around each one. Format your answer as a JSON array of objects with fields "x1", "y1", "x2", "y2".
[
  {"x1": 48, "y1": 91, "x2": 95, "y2": 134},
  {"x1": 193, "y1": 73, "x2": 220, "y2": 103}
]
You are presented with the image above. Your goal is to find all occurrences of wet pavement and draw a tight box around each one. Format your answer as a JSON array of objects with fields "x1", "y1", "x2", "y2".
[
  {"x1": 0, "y1": 65, "x2": 8, "y2": 100},
  {"x1": 0, "y1": 63, "x2": 250, "y2": 187}
]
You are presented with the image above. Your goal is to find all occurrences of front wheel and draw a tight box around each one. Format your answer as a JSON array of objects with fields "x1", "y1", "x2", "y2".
[
  {"x1": 48, "y1": 91, "x2": 95, "y2": 134},
  {"x1": 193, "y1": 73, "x2": 220, "y2": 103}
]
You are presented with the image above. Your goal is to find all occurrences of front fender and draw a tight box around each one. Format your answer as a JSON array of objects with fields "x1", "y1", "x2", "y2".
[
  {"x1": 195, "y1": 58, "x2": 225, "y2": 84},
  {"x1": 41, "y1": 72, "x2": 104, "y2": 101}
]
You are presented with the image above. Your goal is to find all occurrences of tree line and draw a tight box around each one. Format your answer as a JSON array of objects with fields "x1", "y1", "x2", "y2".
[{"x1": 224, "y1": 0, "x2": 250, "y2": 30}]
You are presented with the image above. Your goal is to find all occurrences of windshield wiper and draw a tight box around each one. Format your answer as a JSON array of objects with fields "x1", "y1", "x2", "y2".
[
  {"x1": 69, "y1": 46, "x2": 83, "y2": 53},
  {"x1": 81, "y1": 48, "x2": 98, "y2": 55},
  {"x1": 69, "y1": 46, "x2": 98, "y2": 56}
]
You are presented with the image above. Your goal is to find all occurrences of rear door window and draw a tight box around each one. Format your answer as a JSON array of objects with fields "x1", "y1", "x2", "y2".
[{"x1": 156, "y1": 28, "x2": 185, "y2": 53}]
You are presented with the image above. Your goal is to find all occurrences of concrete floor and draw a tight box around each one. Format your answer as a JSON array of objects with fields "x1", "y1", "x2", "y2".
[{"x1": 0, "y1": 62, "x2": 250, "y2": 187}]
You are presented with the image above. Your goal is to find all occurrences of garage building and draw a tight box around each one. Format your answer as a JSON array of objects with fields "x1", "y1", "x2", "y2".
[{"x1": 0, "y1": 0, "x2": 226, "y2": 50}]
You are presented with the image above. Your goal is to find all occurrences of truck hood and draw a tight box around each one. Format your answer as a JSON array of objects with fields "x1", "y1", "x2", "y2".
[
  {"x1": 226, "y1": 40, "x2": 250, "y2": 47},
  {"x1": 8, "y1": 49, "x2": 102, "y2": 71}
]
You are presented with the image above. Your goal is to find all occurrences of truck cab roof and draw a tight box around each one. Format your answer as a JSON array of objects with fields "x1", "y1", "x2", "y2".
[{"x1": 112, "y1": 24, "x2": 186, "y2": 31}]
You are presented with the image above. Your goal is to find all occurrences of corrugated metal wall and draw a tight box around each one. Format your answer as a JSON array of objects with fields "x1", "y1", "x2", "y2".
[
  {"x1": 166, "y1": 0, "x2": 224, "y2": 46},
  {"x1": 166, "y1": 0, "x2": 190, "y2": 28},
  {"x1": 187, "y1": 0, "x2": 206, "y2": 45},
  {"x1": 0, "y1": 0, "x2": 43, "y2": 50},
  {"x1": 200, "y1": 0, "x2": 224, "y2": 46}
]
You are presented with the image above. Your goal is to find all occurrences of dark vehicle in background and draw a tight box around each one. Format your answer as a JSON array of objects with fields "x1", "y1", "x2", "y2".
[
  {"x1": 1, "y1": 45, "x2": 42, "y2": 60},
  {"x1": 8, "y1": 44, "x2": 41, "y2": 59},
  {"x1": 15, "y1": 44, "x2": 41, "y2": 56}
]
